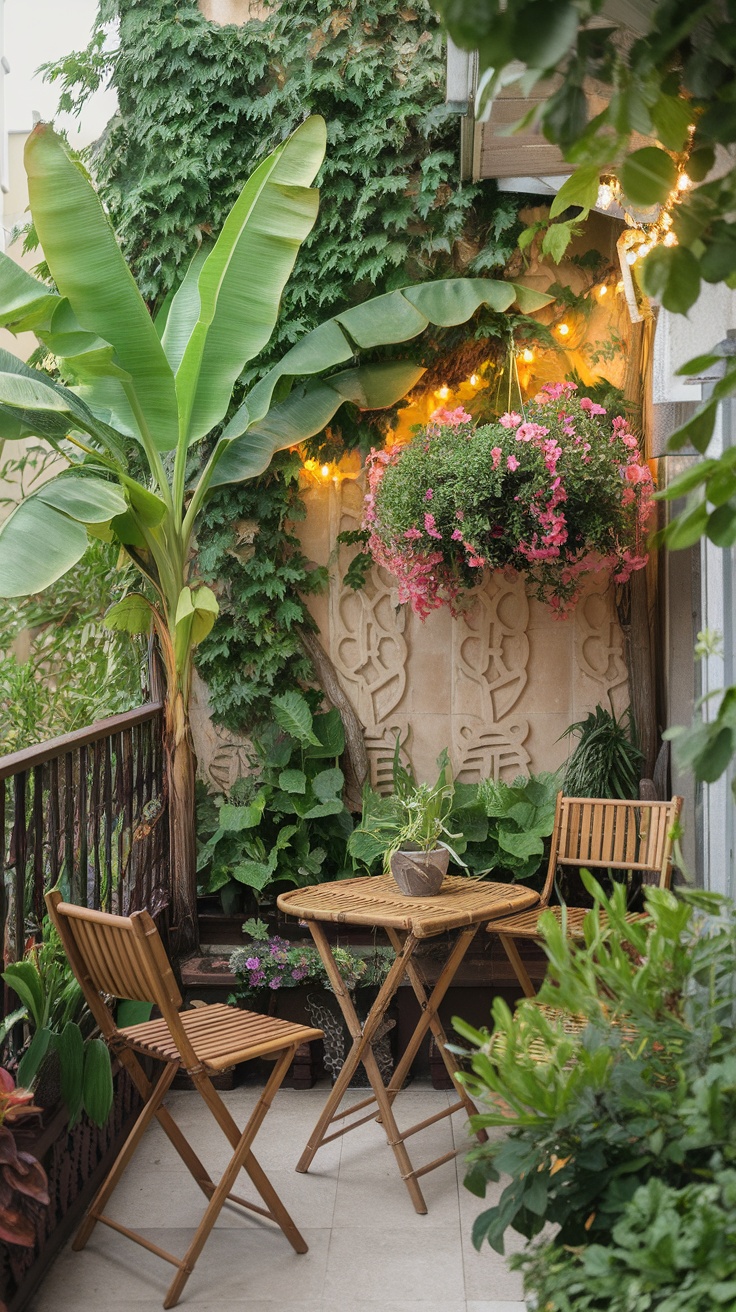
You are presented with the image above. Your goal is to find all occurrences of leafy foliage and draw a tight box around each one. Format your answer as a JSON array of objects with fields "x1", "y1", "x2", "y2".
[
  {"x1": 2, "y1": 921, "x2": 113, "y2": 1127},
  {"x1": 197, "y1": 692, "x2": 353, "y2": 913},
  {"x1": 194, "y1": 451, "x2": 327, "y2": 730},
  {"x1": 562, "y1": 703, "x2": 643, "y2": 799},
  {"x1": 475, "y1": 773, "x2": 558, "y2": 881},
  {"x1": 453, "y1": 877, "x2": 736, "y2": 1310},
  {"x1": 349, "y1": 745, "x2": 557, "y2": 881},
  {"x1": 0, "y1": 533, "x2": 144, "y2": 754}
]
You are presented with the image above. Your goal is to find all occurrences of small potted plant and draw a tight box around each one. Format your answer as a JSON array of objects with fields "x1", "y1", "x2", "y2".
[{"x1": 349, "y1": 746, "x2": 466, "y2": 896}]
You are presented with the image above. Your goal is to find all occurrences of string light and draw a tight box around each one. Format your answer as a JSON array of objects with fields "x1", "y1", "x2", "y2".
[
  {"x1": 597, "y1": 181, "x2": 614, "y2": 210},
  {"x1": 320, "y1": 463, "x2": 330, "y2": 479},
  {"x1": 608, "y1": 124, "x2": 698, "y2": 271},
  {"x1": 663, "y1": 231, "x2": 678, "y2": 246},
  {"x1": 469, "y1": 373, "x2": 479, "y2": 386},
  {"x1": 598, "y1": 284, "x2": 608, "y2": 297},
  {"x1": 557, "y1": 323, "x2": 570, "y2": 336},
  {"x1": 436, "y1": 385, "x2": 450, "y2": 399},
  {"x1": 677, "y1": 173, "x2": 691, "y2": 191},
  {"x1": 521, "y1": 347, "x2": 535, "y2": 363}
]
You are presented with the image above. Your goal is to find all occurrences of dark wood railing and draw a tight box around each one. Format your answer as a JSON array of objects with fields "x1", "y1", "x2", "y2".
[{"x1": 0, "y1": 703, "x2": 169, "y2": 966}]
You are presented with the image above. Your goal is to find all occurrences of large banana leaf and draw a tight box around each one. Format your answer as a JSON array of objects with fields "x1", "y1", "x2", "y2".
[
  {"x1": 210, "y1": 360, "x2": 425, "y2": 486},
  {"x1": 0, "y1": 251, "x2": 59, "y2": 333},
  {"x1": 24, "y1": 125, "x2": 179, "y2": 451},
  {"x1": 0, "y1": 475, "x2": 127, "y2": 597},
  {"x1": 172, "y1": 116, "x2": 326, "y2": 444},
  {"x1": 224, "y1": 277, "x2": 552, "y2": 441},
  {"x1": 0, "y1": 353, "x2": 127, "y2": 464}
]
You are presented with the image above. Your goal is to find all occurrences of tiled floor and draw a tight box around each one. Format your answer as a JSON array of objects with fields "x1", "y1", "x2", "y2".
[{"x1": 28, "y1": 1081, "x2": 526, "y2": 1312}]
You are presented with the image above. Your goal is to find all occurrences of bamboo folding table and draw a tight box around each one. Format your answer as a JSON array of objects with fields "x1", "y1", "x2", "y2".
[{"x1": 277, "y1": 873, "x2": 539, "y2": 1214}]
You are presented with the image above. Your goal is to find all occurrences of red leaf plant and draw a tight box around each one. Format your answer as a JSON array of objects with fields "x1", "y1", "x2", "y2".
[{"x1": 0, "y1": 1067, "x2": 49, "y2": 1247}]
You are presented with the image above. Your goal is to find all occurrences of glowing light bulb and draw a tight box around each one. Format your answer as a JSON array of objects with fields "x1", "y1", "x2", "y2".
[
  {"x1": 436, "y1": 385, "x2": 450, "y2": 400},
  {"x1": 677, "y1": 173, "x2": 691, "y2": 191},
  {"x1": 638, "y1": 243, "x2": 650, "y2": 259},
  {"x1": 664, "y1": 231, "x2": 678, "y2": 246},
  {"x1": 522, "y1": 348, "x2": 535, "y2": 363},
  {"x1": 598, "y1": 284, "x2": 608, "y2": 297},
  {"x1": 469, "y1": 373, "x2": 479, "y2": 387},
  {"x1": 557, "y1": 323, "x2": 570, "y2": 336},
  {"x1": 596, "y1": 182, "x2": 613, "y2": 210},
  {"x1": 626, "y1": 249, "x2": 639, "y2": 266},
  {"x1": 615, "y1": 279, "x2": 624, "y2": 293},
  {"x1": 662, "y1": 212, "x2": 673, "y2": 229},
  {"x1": 320, "y1": 463, "x2": 330, "y2": 479}
]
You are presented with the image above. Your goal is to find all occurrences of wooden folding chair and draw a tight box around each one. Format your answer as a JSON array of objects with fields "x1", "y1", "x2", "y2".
[
  {"x1": 45, "y1": 891, "x2": 323, "y2": 1309},
  {"x1": 487, "y1": 793, "x2": 683, "y2": 997}
]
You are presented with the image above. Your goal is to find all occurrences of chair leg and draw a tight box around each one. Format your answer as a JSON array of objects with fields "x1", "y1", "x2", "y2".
[
  {"x1": 497, "y1": 933, "x2": 537, "y2": 998},
  {"x1": 164, "y1": 1046, "x2": 302, "y2": 1309},
  {"x1": 73, "y1": 1058, "x2": 180, "y2": 1252}
]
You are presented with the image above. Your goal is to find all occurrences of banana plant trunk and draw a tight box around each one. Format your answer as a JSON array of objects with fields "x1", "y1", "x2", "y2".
[{"x1": 164, "y1": 687, "x2": 199, "y2": 958}]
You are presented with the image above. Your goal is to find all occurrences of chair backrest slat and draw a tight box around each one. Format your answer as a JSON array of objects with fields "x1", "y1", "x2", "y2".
[
  {"x1": 539, "y1": 794, "x2": 682, "y2": 906},
  {"x1": 45, "y1": 889, "x2": 183, "y2": 1016}
]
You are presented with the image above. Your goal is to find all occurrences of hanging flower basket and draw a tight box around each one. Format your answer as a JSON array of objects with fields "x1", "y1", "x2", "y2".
[{"x1": 363, "y1": 384, "x2": 653, "y2": 619}]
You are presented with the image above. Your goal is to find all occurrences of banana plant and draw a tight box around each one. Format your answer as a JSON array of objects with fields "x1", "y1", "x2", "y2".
[{"x1": 0, "y1": 115, "x2": 550, "y2": 954}]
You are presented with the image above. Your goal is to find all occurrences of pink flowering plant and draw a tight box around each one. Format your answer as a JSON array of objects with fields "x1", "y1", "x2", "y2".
[{"x1": 363, "y1": 383, "x2": 653, "y2": 618}]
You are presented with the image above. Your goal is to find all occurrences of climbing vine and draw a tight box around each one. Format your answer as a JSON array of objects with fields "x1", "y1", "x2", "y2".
[{"x1": 47, "y1": 0, "x2": 526, "y2": 731}]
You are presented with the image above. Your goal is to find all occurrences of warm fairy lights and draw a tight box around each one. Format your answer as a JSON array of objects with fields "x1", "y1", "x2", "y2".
[
  {"x1": 557, "y1": 322, "x2": 570, "y2": 336},
  {"x1": 521, "y1": 347, "x2": 535, "y2": 363},
  {"x1": 469, "y1": 373, "x2": 479, "y2": 386},
  {"x1": 435, "y1": 385, "x2": 450, "y2": 399},
  {"x1": 598, "y1": 283, "x2": 608, "y2": 297}
]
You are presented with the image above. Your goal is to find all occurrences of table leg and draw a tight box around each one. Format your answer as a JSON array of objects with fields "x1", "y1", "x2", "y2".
[
  {"x1": 296, "y1": 923, "x2": 430, "y2": 1213},
  {"x1": 385, "y1": 927, "x2": 487, "y2": 1143}
]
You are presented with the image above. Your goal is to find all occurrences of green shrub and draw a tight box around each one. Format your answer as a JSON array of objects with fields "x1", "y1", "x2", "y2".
[
  {"x1": 197, "y1": 691, "x2": 353, "y2": 913},
  {"x1": 452, "y1": 876, "x2": 736, "y2": 1309},
  {"x1": 562, "y1": 703, "x2": 643, "y2": 798}
]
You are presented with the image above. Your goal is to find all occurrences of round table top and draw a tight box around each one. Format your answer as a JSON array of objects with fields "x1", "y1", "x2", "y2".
[{"x1": 276, "y1": 873, "x2": 540, "y2": 939}]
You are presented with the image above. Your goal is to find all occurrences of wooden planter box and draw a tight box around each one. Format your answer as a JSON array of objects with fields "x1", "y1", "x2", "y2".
[{"x1": 0, "y1": 1066, "x2": 142, "y2": 1312}]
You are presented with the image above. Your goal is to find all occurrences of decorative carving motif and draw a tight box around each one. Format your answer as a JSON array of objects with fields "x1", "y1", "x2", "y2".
[
  {"x1": 574, "y1": 578, "x2": 629, "y2": 711},
  {"x1": 330, "y1": 479, "x2": 533, "y2": 785},
  {"x1": 452, "y1": 578, "x2": 530, "y2": 781}
]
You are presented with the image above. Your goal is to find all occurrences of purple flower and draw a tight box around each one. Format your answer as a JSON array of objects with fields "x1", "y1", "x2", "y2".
[
  {"x1": 245, "y1": 957, "x2": 260, "y2": 971},
  {"x1": 269, "y1": 977, "x2": 282, "y2": 989}
]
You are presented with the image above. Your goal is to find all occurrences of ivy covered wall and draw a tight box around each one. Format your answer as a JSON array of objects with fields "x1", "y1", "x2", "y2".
[{"x1": 50, "y1": 0, "x2": 526, "y2": 731}]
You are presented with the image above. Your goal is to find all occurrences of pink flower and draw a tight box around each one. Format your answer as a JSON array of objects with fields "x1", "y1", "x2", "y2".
[
  {"x1": 622, "y1": 434, "x2": 638, "y2": 449},
  {"x1": 451, "y1": 528, "x2": 463, "y2": 541},
  {"x1": 625, "y1": 463, "x2": 650, "y2": 484},
  {"x1": 491, "y1": 446, "x2": 502, "y2": 470},
  {"x1": 467, "y1": 555, "x2": 486, "y2": 568},
  {"x1": 579, "y1": 397, "x2": 607, "y2": 415},
  {"x1": 424, "y1": 512, "x2": 442, "y2": 539},
  {"x1": 429, "y1": 405, "x2": 472, "y2": 426},
  {"x1": 404, "y1": 527, "x2": 422, "y2": 540},
  {"x1": 516, "y1": 422, "x2": 550, "y2": 443},
  {"x1": 507, "y1": 454, "x2": 519, "y2": 471},
  {"x1": 424, "y1": 488, "x2": 433, "y2": 501},
  {"x1": 499, "y1": 411, "x2": 522, "y2": 429},
  {"x1": 455, "y1": 509, "x2": 465, "y2": 521}
]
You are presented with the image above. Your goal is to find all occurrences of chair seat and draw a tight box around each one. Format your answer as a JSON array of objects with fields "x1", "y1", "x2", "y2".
[
  {"x1": 118, "y1": 1003, "x2": 323, "y2": 1071},
  {"x1": 488, "y1": 904, "x2": 649, "y2": 940}
]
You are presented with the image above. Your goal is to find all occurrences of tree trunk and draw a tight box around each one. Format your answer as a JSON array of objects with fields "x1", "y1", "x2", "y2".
[
  {"x1": 299, "y1": 627, "x2": 369, "y2": 810},
  {"x1": 165, "y1": 690, "x2": 199, "y2": 959}
]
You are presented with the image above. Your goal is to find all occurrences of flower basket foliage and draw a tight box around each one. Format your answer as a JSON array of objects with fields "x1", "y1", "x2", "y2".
[{"x1": 364, "y1": 382, "x2": 653, "y2": 618}]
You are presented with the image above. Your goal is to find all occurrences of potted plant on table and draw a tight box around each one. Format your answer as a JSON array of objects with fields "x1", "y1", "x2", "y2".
[{"x1": 349, "y1": 746, "x2": 466, "y2": 896}]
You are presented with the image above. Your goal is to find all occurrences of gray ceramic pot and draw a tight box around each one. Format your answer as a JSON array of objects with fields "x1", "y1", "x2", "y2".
[{"x1": 389, "y1": 846, "x2": 449, "y2": 896}]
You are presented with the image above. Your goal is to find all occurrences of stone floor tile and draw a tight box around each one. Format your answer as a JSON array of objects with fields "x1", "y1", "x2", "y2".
[
  {"x1": 332, "y1": 1159, "x2": 459, "y2": 1229},
  {"x1": 466, "y1": 1302, "x2": 528, "y2": 1311},
  {"x1": 29, "y1": 1225, "x2": 331, "y2": 1308},
  {"x1": 323, "y1": 1224, "x2": 466, "y2": 1305}
]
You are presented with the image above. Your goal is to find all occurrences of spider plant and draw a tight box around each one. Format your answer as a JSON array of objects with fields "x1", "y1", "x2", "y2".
[
  {"x1": 561, "y1": 704, "x2": 643, "y2": 799},
  {"x1": 349, "y1": 745, "x2": 466, "y2": 874}
]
